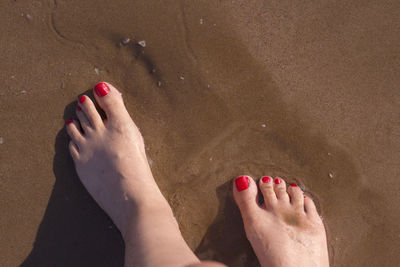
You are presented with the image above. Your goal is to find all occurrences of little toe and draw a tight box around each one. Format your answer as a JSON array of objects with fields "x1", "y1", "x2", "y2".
[
  {"x1": 93, "y1": 82, "x2": 130, "y2": 121},
  {"x1": 304, "y1": 195, "x2": 319, "y2": 217},
  {"x1": 273, "y1": 177, "x2": 290, "y2": 202},
  {"x1": 259, "y1": 176, "x2": 277, "y2": 209},
  {"x1": 69, "y1": 140, "x2": 80, "y2": 160},
  {"x1": 77, "y1": 95, "x2": 103, "y2": 129},
  {"x1": 66, "y1": 119, "x2": 84, "y2": 144},
  {"x1": 287, "y1": 183, "x2": 304, "y2": 210},
  {"x1": 233, "y1": 175, "x2": 261, "y2": 222}
]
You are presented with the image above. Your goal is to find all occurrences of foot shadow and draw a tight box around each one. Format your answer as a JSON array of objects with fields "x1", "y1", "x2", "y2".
[
  {"x1": 21, "y1": 91, "x2": 124, "y2": 267},
  {"x1": 195, "y1": 181, "x2": 260, "y2": 267}
]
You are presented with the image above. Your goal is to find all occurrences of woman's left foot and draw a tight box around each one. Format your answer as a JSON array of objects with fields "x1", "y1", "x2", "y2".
[{"x1": 66, "y1": 82, "x2": 200, "y2": 267}]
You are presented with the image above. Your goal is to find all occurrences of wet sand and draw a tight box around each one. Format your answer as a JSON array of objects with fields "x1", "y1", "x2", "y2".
[{"x1": 1, "y1": 0, "x2": 399, "y2": 266}]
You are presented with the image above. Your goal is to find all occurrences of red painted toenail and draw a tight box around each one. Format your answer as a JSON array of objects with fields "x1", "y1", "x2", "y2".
[
  {"x1": 94, "y1": 82, "x2": 110, "y2": 97},
  {"x1": 274, "y1": 178, "x2": 281, "y2": 184},
  {"x1": 79, "y1": 95, "x2": 86, "y2": 103},
  {"x1": 76, "y1": 105, "x2": 81, "y2": 111},
  {"x1": 262, "y1": 176, "x2": 271, "y2": 183},
  {"x1": 66, "y1": 119, "x2": 73, "y2": 125},
  {"x1": 235, "y1": 176, "x2": 249, "y2": 191},
  {"x1": 290, "y1": 183, "x2": 297, "y2": 187},
  {"x1": 304, "y1": 195, "x2": 307, "y2": 199}
]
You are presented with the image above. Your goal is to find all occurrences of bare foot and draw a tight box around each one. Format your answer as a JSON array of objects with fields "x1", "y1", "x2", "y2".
[
  {"x1": 233, "y1": 176, "x2": 329, "y2": 267},
  {"x1": 66, "y1": 82, "x2": 200, "y2": 267}
]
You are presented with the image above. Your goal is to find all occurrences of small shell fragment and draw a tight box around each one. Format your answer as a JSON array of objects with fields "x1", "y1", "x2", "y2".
[
  {"x1": 121, "y1": 38, "x2": 130, "y2": 45},
  {"x1": 138, "y1": 40, "x2": 146, "y2": 47},
  {"x1": 0, "y1": 137, "x2": 3, "y2": 144},
  {"x1": 200, "y1": 18, "x2": 204, "y2": 24},
  {"x1": 329, "y1": 172, "x2": 334, "y2": 179},
  {"x1": 94, "y1": 68, "x2": 99, "y2": 75}
]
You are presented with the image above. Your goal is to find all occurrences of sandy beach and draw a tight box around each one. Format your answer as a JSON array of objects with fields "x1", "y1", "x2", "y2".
[{"x1": 1, "y1": 0, "x2": 399, "y2": 266}]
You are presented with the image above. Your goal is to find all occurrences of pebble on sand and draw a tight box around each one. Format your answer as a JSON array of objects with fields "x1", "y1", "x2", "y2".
[
  {"x1": 20, "y1": 90, "x2": 27, "y2": 94},
  {"x1": 329, "y1": 172, "x2": 334, "y2": 179},
  {"x1": 26, "y1": 14, "x2": 32, "y2": 21},
  {"x1": 0, "y1": 137, "x2": 3, "y2": 144},
  {"x1": 200, "y1": 18, "x2": 204, "y2": 24},
  {"x1": 94, "y1": 68, "x2": 99, "y2": 75},
  {"x1": 157, "y1": 81, "x2": 162, "y2": 87},
  {"x1": 180, "y1": 76, "x2": 185, "y2": 80},
  {"x1": 261, "y1": 124, "x2": 266, "y2": 128},
  {"x1": 121, "y1": 38, "x2": 130, "y2": 45},
  {"x1": 138, "y1": 40, "x2": 146, "y2": 47}
]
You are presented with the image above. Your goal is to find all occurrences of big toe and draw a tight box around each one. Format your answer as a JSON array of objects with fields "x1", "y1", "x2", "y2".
[
  {"x1": 233, "y1": 176, "x2": 260, "y2": 222},
  {"x1": 93, "y1": 82, "x2": 130, "y2": 120}
]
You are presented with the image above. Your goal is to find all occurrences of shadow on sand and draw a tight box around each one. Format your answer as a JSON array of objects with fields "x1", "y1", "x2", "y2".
[
  {"x1": 195, "y1": 181, "x2": 259, "y2": 267},
  {"x1": 21, "y1": 91, "x2": 124, "y2": 267}
]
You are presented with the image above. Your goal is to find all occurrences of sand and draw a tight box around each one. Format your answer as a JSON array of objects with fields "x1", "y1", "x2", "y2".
[{"x1": 1, "y1": 0, "x2": 399, "y2": 266}]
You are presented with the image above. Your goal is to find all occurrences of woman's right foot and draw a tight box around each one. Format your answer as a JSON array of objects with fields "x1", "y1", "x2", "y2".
[{"x1": 233, "y1": 175, "x2": 329, "y2": 267}]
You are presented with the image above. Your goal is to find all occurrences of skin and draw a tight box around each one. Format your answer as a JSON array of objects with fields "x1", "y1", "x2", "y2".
[
  {"x1": 233, "y1": 176, "x2": 330, "y2": 267},
  {"x1": 66, "y1": 82, "x2": 329, "y2": 267}
]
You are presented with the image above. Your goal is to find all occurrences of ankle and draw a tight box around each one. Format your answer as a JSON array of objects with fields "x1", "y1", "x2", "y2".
[{"x1": 120, "y1": 200, "x2": 176, "y2": 239}]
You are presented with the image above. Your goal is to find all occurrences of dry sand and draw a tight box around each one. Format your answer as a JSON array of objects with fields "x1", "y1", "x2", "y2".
[{"x1": 1, "y1": 0, "x2": 399, "y2": 266}]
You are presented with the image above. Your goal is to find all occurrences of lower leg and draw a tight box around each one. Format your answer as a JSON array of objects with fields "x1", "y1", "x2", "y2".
[{"x1": 123, "y1": 201, "x2": 201, "y2": 266}]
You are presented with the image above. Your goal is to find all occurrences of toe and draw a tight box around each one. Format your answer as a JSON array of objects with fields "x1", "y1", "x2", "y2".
[
  {"x1": 66, "y1": 119, "x2": 84, "y2": 144},
  {"x1": 259, "y1": 176, "x2": 277, "y2": 209},
  {"x1": 76, "y1": 101, "x2": 92, "y2": 133},
  {"x1": 77, "y1": 95, "x2": 103, "y2": 129},
  {"x1": 304, "y1": 195, "x2": 319, "y2": 217},
  {"x1": 287, "y1": 183, "x2": 304, "y2": 210},
  {"x1": 233, "y1": 175, "x2": 261, "y2": 222},
  {"x1": 69, "y1": 140, "x2": 80, "y2": 160},
  {"x1": 273, "y1": 177, "x2": 290, "y2": 202},
  {"x1": 93, "y1": 82, "x2": 130, "y2": 121}
]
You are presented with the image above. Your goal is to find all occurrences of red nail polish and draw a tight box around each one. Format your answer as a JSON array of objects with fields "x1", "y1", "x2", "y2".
[
  {"x1": 66, "y1": 119, "x2": 73, "y2": 125},
  {"x1": 262, "y1": 176, "x2": 271, "y2": 183},
  {"x1": 76, "y1": 105, "x2": 81, "y2": 111},
  {"x1": 79, "y1": 95, "x2": 86, "y2": 103},
  {"x1": 304, "y1": 195, "x2": 307, "y2": 199},
  {"x1": 290, "y1": 183, "x2": 297, "y2": 187},
  {"x1": 94, "y1": 82, "x2": 110, "y2": 97},
  {"x1": 235, "y1": 176, "x2": 249, "y2": 191},
  {"x1": 274, "y1": 178, "x2": 281, "y2": 184}
]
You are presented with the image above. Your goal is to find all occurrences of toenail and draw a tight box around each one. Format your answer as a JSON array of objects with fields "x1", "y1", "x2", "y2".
[
  {"x1": 235, "y1": 176, "x2": 250, "y2": 191},
  {"x1": 76, "y1": 105, "x2": 81, "y2": 111},
  {"x1": 79, "y1": 95, "x2": 86, "y2": 103},
  {"x1": 304, "y1": 195, "x2": 307, "y2": 199},
  {"x1": 94, "y1": 82, "x2": 110, "y2": 97},
  {"x1": 262, "y1": 176, "x2": 271, "y2": 183},
  {"x1": 66, "y1": 119, "x2": 73, "y2": 125},
  {"x1": 290, "y1": 183, "x2": 297, "y2": 187},
  {"x1": 274, "y1": 178, "x2": 281, "y2": 184}
]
